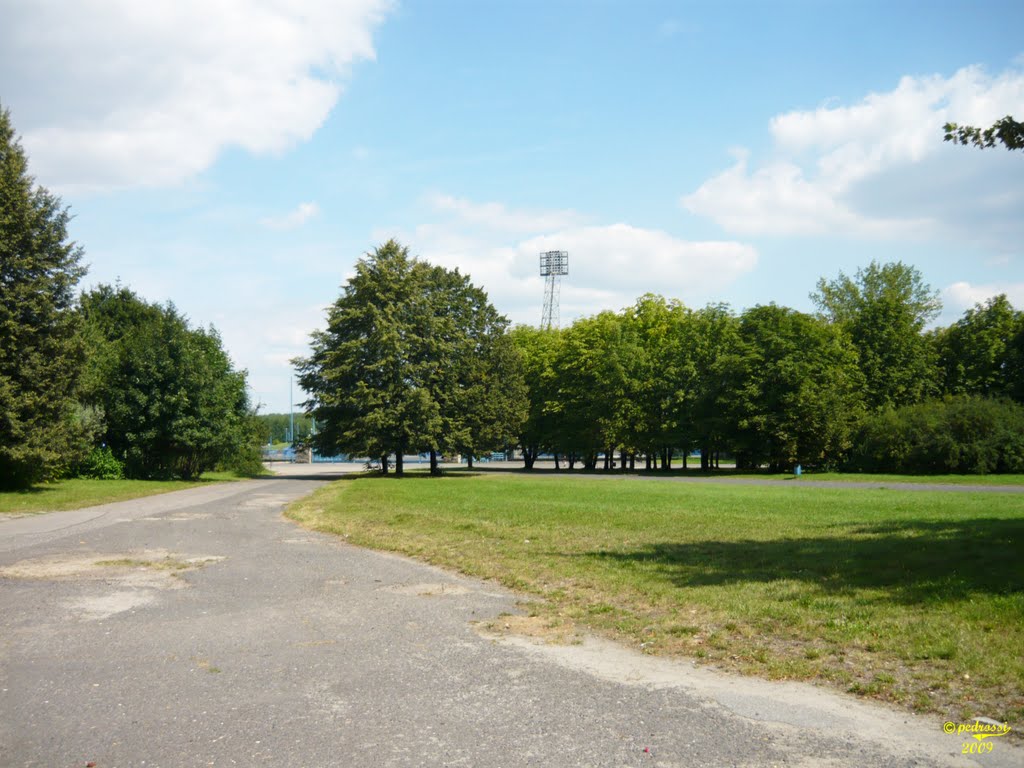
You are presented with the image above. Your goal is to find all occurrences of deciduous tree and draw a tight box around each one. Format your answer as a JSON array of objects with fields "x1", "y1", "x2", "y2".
[
  {"x1": 812, "y1": 261, "x2": 940, "y2": 409},
  {"x1": 933, "y1": 294, "x2": 1022, "y2": 399},
  {"x1": 80, "y1": 285, "x2": 258, "y2": 479},
  {"x1": 723, "y1": 304, "x2": 864, "y2": 471}
]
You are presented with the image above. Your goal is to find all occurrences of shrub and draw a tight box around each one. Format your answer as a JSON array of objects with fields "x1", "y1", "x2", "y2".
[
  {"x1": 77, "y1": 446, "x2": 124, "y2": 480},
  {"x1": 847, "y1": 396, "x2": 1024, "y2": 474}
]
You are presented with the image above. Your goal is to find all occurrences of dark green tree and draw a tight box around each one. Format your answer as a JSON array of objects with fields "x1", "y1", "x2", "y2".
[
  {"x1": 812, "y1": 261, "x2": 940, "y2": 410},
  {"x1": 80, "y1": 285, "x2": 258, "y2": 479},
  {"x1": 944, "y1": 116, "x2": 1024, "y2": 151},
  {"x1": 0, "y1": 107, "x2": 89, "y2": 487},
  {"x1": 296, "y1": 240, "x2": 520, "y2": 476},
  {"x1": 296, "y1": 242, "x2": 436, "y2": 475}
]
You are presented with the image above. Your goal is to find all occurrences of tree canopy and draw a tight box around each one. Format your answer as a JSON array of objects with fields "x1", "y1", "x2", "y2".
[{"x1": 812, "y1": 261, "x2": 940, "y2": 410}]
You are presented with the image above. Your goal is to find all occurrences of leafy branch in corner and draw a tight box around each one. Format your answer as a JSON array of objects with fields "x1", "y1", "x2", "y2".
[{"x1": 943, "y1": 115, "x2": 1023, "y2": 151}]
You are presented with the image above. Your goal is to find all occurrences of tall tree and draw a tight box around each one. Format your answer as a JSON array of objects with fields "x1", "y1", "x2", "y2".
[
  {"x1": 687, "y1": 304, "x2": 740, "y2": 470},
  {"x1": 296, "y1": 240, "x2": 519, "y2": 476},
  {"x1": 620, "y1": 295, "x2": 692, "y2": 469},
  {"x1": 296, "y1": 241, "x2": 438, "y2": 476},
  {"x1": 553, "y1": 311, "x2": 627, "y2": 469},
  {"x1": 723, "y1": 305, "x2": 864, "y2": 471},
  {"x1": 419, "y1": 263, "x2": 526, "y2": 471},
  {"x1": 0, "y1": 107, "x2": 88, "y2": 487},
  {"x1": 812, "y1": 261, "x2": 940, "y2": 410},
  {"x1": 509, "y1": 325, "x2": 562, "y2": 469}
]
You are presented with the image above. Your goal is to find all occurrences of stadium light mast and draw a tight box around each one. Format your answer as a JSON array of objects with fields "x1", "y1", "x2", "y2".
[{"x1": 539, "y1": 250, "x2": 568, "y2": 330}]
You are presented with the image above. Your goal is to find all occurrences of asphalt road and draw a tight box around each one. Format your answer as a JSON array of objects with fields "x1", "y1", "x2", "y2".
[{"x1": 0, "y1": 464, "x2": 1018, "y2": 768}]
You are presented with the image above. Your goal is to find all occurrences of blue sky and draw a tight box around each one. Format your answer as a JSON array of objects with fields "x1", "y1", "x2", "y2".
[{"x1": 2, "y1": 1, "x2": 1022, "y2": 412}]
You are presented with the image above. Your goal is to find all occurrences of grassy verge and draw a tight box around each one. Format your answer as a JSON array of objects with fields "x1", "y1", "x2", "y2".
[
  {"x1": 287, "y1": 473, "x2": 1023, "y2": 726},
  {"x1": 0, "y1": 469, "x2": 264, "y2": 516}
]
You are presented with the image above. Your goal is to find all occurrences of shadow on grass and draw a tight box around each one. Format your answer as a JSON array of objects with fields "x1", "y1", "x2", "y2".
[{"x1": 580, "y1": 518, "x2": 1024, "y2": 604}]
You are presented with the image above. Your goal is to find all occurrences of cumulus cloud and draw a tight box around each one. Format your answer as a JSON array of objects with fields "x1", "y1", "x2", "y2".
[
  {"x1": 944, "y1": 281, "x2": 1024, "y2": 316},
  {"x1": 384, "y1": 194, "x2": 758, "y2": 325},
  {"x1": 261, "y1": 202, "x2": 321, "y2": 231},
  {"x1": 682, "y1": 63, "x2": 1024, "y2": 242},
  {"x1": 0, "y1": 0, "x2": 391, "y2": 194}
]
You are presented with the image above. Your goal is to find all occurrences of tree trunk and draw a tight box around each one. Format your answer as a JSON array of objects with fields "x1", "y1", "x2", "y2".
[
  {"x1": 467, "y1": 454, "x2": 474, "y2": 469},
  {"x1": 394, "y1": 452, "x2": 403, "y2": 476},
  {"x1": 700, "y1": 447, "x2": 709, "y2": 471},
  {"x1": 645, "y1": 454, "x2": 652, "y2": 471},
  {"x1": 554, "y1": 452, "x2": 560, "y2": 470},
  {"x1": 584, "y1": 452, "x2": 597, "y2": 470},
  {"x1": 683, "y1": 452, "x2": 687, "y2": 470},
  {"x1": 429, "y1": 449, "x2": 440, "y2": 476},
  {"x1": 621, "y1": 448, "x2": 628, "y2": 472},
  {"x1": 524, "y1": 446, "x2": 536, "y2": 470},
  {"x1": 568, "y1": 451, "x2": 577, "y2": 470},
  {"x1": 714, "y1": 450, "x2": 720, "y2": 470}
]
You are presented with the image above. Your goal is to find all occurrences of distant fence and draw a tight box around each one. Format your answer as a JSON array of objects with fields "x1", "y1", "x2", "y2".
[{"x1": 262, "y1": 447, "x2": 295, "y2": 462}]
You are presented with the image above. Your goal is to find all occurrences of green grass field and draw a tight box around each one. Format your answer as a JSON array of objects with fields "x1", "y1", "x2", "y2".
[
  {"x1": 0, "y1": 469, "x2": 264, "y2": 516},
  {"x1": 287, "y1": 472, "x2": 1024, "y2": 726}
]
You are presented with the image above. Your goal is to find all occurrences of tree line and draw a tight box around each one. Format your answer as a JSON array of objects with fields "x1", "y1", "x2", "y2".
[
  {"x1": 300, "y1": 243, "x2": 1024, "y2": 476},
  {"x1": 0, "y1": 108, "x2": 262, "y2": 488}
]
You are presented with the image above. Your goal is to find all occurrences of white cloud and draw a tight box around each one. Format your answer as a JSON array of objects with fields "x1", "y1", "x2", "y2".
[
  {"x1": 682, "y1": 63, "x2": 1024, "y2": 241},
  {"x1": 944, "y1": 281, "x2": 1024, "y2": 314},
  {"x1": 386, "y1": 194, "x2": 758, "y2": 325},
  {"x1": 261, "y1": 202, "x2": 321, "y2": 231},
  {"x1": 425, "y1": 193, "x2": 586, "y2": 234},
  {"x1": 0, "y1": 0, "x2": 392, "y2": 194}
]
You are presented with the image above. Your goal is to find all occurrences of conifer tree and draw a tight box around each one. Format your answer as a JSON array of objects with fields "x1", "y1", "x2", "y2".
[{"x1": 0, "y1": 107, "x2": 87, "y2": 487}]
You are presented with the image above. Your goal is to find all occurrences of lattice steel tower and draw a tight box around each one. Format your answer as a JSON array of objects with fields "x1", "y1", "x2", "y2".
[{"x1": 539, "y1": 250, "x2": 568, "y2": 330}]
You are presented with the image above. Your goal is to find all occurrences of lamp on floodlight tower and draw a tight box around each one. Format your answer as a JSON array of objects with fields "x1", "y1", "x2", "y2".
[{"x1": 539, "y1": 250, "x2": 568, "y2": 330}]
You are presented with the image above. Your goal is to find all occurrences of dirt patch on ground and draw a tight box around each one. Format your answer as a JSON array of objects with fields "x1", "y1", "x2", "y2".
[
  {"x1": 475, "y1": 612, "x2": 582, "y2": 645},
  {"x1": 0, "y1": 549, "x2": 223, "y2": 589}
]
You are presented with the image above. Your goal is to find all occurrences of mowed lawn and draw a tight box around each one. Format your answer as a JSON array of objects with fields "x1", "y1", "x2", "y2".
[
  {"x1": 0, "y1": 471, "x2": 256, "y2": 516},
  {"x1": 287, "y1": 472, "x2": 1024, "y2": 726}
]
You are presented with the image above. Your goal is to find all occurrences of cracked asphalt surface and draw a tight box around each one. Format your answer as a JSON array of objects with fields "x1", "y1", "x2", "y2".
[{"x1": 0, "y1": 464, "x2": 1018, "y2": 767}]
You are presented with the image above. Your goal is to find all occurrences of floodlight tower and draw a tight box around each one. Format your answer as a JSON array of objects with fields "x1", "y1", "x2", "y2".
[{"x1": 539, "y1": 250, "x2": 568, "y2": 330}]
